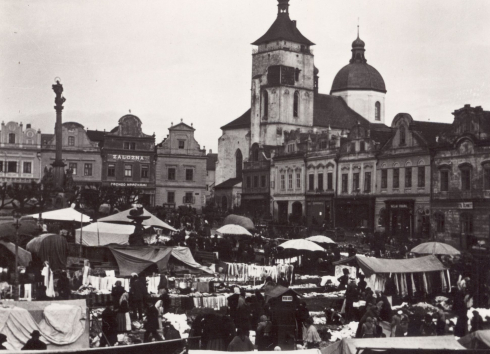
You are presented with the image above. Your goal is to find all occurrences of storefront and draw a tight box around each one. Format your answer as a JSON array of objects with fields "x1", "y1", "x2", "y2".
[
  {"x1": 335, "y1": 196, "x2": 375, "y2": 232},
  {"x1": 305, "y1": 193, "x2": 334, "y2": 227}
]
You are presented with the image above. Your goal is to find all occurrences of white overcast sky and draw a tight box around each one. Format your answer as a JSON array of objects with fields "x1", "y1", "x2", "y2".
[{"x1": 1, "y1": 0, "x2": 489, "y2": 152}]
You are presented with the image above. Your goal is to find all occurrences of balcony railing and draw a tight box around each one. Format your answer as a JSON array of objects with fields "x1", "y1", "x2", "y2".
[{"x1": 244, "y1": 161, "x2": 270, "y2": 170}]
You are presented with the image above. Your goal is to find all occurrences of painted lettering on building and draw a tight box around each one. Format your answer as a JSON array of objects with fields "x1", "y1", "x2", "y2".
[
  {"x1": 111, "y1": 155, "x2": 149, "y2": 161},
  {"x1": 458, "y1": 202, "x2": 473, "y2": 209}
]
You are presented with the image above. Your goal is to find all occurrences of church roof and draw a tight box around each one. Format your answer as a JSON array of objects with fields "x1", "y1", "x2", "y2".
[
  {"x1": 221, "y1": 109, "x2": 251, "y2": 130},
  {"x1": 252, "y1": 1, "x2": 314, "y2": 46},
  {"x1": 313, "y1": 94, "x2": 371, "y2": 130},
  {"x1": 410, "y1": 121, "x2": 452, "y2": 147}
]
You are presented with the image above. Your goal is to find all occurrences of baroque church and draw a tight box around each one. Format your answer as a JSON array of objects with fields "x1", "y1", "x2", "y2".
[{"x1": 215, "y1": 0, "x2": 388, "y2": 195}]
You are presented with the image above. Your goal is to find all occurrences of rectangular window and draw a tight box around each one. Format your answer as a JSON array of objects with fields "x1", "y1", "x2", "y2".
[
  {"x1": 23, "y1": 162, "x2": 32, "y2": 174},
  {"x1": 184, "y1": 192, "x2": 193, "y2": 204},
  {"x1": 461, "y1": 169, "x2": 471, "y2": 191},
  {"x1": 261, "y1": 175, "x2": 266, "y2": 188},
  {"x1": 0, "y1": 161, "x2": 3, "y2": 172},
  {"x1": 327, "y1": 172, "x2": 333, "y2": 190},
  {"x1": 123, "y1": 142, "x2": 136, "y2": 150},
  {"x1": 8, "y1": 134, "x2": 15, "y2": 144},
  {"x1": 167, "y1": 192, "x2": 175, "y2": 204},
  {"x1": 308, "y1": 174, "x2": 314, "y2": 191},
  {"x1": 288, "y1": 174, "x2": 293, "y2": 189},
  {"x1": 254, "y1": 175, "x2": 259, "y2": 188},
  {"x1": 353, "y1": 172, "x2": 360, "y2": 191},
  {"x1": 342, "y1": 174, "x2": 348, "y2": 193},
  {"x1": 246, "y1": 176, "x2": 251, "y2": 188},
  {"x1": 296, "y1": 173, "x2": 301, "y2": 189},
  {"x1": 141, "y1": 165, "x2": 149, "y2": 178},
  {"x1": 84, "y1": 163, "x2": 93, "y2": 176},
  {"x1": 281, "y1": 175, "x2": 286, "y2": 190},
  {"x1": 360, "y1": 141, "x2": 365, "y2": 152},
  {"x1": 178, "y1": 140, "x2": 185, "y2": 149},
  {"x1": 168, "y1": 168, "x2": 176, "y2": 180},
  {"x1": 418, "y1": 166, "x2": 425, "y2": 187},
  {"x1": 108, "y1": 164, "x2": 115, "y2": 177},
  {"x1": 320, "y1": 140, "x2": 327, "y2": 149},
  {"x1": 69, "y1": 162, "x2": 77, "y2": 175},
  {"x1": 484, "y1": 167, "x2": 490, "y2": 190},
  {"x1": 186, "y1": 169, "x2": 193, "y2": 181},
  {"x1": 393, "y1": 168, "x2": 399, "y2": 189},
  {"x1": 364, "y1": 172, "x2": 371, "y2": 192},
  {"x1": 381, "y1": 169, "x2": 387, "y2": 189},
  {"x1": 405, "y1": 167, "x2": 412, "y2": 188},
  {"x1": 351, "y1": 142, "x2": 356, "y2": 153},
  {"x1": 440, "y1": 170, "x2": 449, "y2": 192},
  {"x1": 68, "y1": 136, "x2": 75, "y2": 146},
  {"x1": 124, "y1": 164, "x2": 132, "y2": 177},
  {"x1": 318, "y1": 173, "x2": 323, "y2": 191},
  {"x1": 7, "y1": 161, "x2": 17, "y2": 173}
]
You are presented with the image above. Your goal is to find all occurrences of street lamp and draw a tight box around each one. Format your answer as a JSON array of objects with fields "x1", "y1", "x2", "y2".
[{"x1": 12, "y1": 210, "x2": 21, "y2": 301}]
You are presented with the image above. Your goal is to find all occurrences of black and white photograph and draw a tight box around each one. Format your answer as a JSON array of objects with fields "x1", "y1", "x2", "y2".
[{"x1": 0, "y1": 0, "x2": 490, "y2": 353}]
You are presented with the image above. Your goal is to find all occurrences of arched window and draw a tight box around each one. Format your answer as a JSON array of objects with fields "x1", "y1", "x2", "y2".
[
  {"x1": 399, "y1": 126, "x2": 406, "y2": 146},
  {"x1": 375, "y1": 102, "x2": 381, "y2": 121},
  {"x1": 235, "y1": 149, "x2": 243, "y2": 178},
  {"x1": 263, "y1": 91, "x2": 269, "y2": 119},
  {"x1": 251, "y1": 144, "x2": 259, "y2": 161},
  {"x1": 8, "y1": 133, "x2": 15, "y2": 144},
  {"x1": 435, "y1": 212, "x2": 445, "y2": 233},
  {"x1": 293, "y1": 91, "x2": 299, "y2": 117}
]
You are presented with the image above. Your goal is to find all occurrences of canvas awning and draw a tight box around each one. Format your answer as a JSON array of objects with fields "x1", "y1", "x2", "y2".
[
  {"x1": 323, "y1": 336, "x2": 465, "y2": 354},
  {"x1": 97, "y1": 208, "x2": 176, "y2": 231},
  {"x1": 27, "y1": 208, "x2": 91, "y2": 223},
  {"x1": 0, "y1": 241, "x2": 32, "y2": 267},
  {"x1": 333, "y1": 255, "x2": 446, "y2": 277},
  {"x1": 459, "y1": 330, "x2": 490, "y2": 349},
  {"x1": 26, "y1": 234, "x2": 67, "y2": 270},
  {"x1": 74, "y1": 222, "x2": 137, "y2": 246},
  {"x1": 108, "y1": 246, "x2": 213, "y2": 276}
]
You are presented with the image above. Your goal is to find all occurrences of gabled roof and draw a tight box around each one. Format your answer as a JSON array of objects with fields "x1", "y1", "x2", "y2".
[
  {"x1": 206, "y1": 153, "x2": 218, "y2": 171},
  {"x1": 313, "y1": 94, "x2": 370, "y2": 130},
  {"x1": 169, "y1": 122, "x2": 195, "y2": 131},
  {"x1": 86, "y1": 130, "x2": 105, "y2": 142},
  {"x1": 252, "y1": 13, "x2": 314, "y2": 46},
  {"x1": 221, "y1": 109, "x2": 251, "y2": 130},
  {"x1": 410, "y1": 121, "x2": 452, "y2": 147},
  {"x1": 214, "y1": 178, "x2": 242, "y2": 189}
]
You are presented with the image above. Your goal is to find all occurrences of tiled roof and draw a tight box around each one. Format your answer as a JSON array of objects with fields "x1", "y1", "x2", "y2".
[
  {"x1": 206, "y1": 153, "x2": 218, "y2": 171},
  {"x1": 252, "y1": 13, "x2": 314, "y2": 46},
  {"x1": 313, "y1": 94, "x2": 371, "y2": 130},
  {"x1": 331, "y1": 62, "x2": 386, "y2": 94},
  {"x1": 214, "y1": 178, "x2": 242, "y2": 189},
  {"x1": 86, "y1": 130, "x2": 105, "y2": 142},
  {"x1": 410, "y1": 121, "x2": 452, "y2": 147},
  {"x1": 221, "y1": 109, "x2": 251, "y2": 130},
  {"x1": 41, "y1": 134, "x2": 54, "y2": 143}
]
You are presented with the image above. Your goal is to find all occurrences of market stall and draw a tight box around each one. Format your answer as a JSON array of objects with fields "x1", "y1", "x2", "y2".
[
  {"x1": 97, "y1": 208, "x2": 176, "y2": 232},
  {"x1": 459, "y1": 330, "x2": 490, "y2": 350},
  {"x1": 333, "y1": 255, "x2": 449, "y2": 296},
  {"x1": 322, "y1": 336, "x2": 465, "y2": 354},
  {"x1": 222, "y1": 214, "x2": 255, "y2": 231},
  {"x1": 27, "y1": 208, "x2": 92, "y2": 223},
  {"x1": 74, "y1": 222, "x2": 137, "y2": 246},
  {"x1": 26, "y1": 233, "x2": 67, "y2": 270}
]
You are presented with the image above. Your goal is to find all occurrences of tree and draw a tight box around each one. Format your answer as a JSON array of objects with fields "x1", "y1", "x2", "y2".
[
  {"x1": 7, "y1": 183, "x2": 37, "y2": 212},
  {"x1": 115, "y1": 187, "x2": 143, "y2": 211},
  {"x1": 0, "y1": 182, "x2": 13, "y2": 211}
]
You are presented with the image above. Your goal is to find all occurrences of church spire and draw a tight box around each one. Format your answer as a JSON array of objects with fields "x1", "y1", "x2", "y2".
[
  {"x1": 278, "y1": 0, "x2": 289, "y2": 14},
  {"x1": 350, "y1": 24, "x2": 367, "y2": 64}
]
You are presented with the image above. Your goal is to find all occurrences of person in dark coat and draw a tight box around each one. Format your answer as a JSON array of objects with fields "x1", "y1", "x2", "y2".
[
  {"x1": 356, "y1": 305, "x2": 380, "y2": 338},
  {"x1": 111, "y1": 281, "x2": 125, "y2": 308},
  {"x1": 295, "y1": 302, "x2": 310, "y2": 340},
  {"x1": 337, "y1": 268, "x2": 350, "y2": 290},
  {"x1": 470, "y1": 310, "x2": 484, "y2": 332},
  {"x1": 375, "y1": 290, "x2": 392, "y2": 322},
  {"x1": 100, "y1": 305, "x2": 118, "y2": 347},
  {"x1": 57, "y1": 271, "x2": 71, "y2": 300},
  {"x1": 256, "y1": 315, "x2": 273, "y2": 351},
  {"x1": 131, "y1": 275, "x2": 148, "y2": 321},
  {"x1": 345, "y1": 278, "x2": 358, "y2": 323},
  {"x1": 277, "y1": 272, "x2": 289, "y2": 288},
  {"x1": 163, "y1": 322, "x2": 181, "y2": 340},
  {"x1": 357, "y1": 274, "x2": 367, "y2": 293},
  {"x1": 22, "y1": 331, "x2": 46, "y2": 350},
  {"x1": 144, "y1": 302, "x2": 162, "y2": 342}
]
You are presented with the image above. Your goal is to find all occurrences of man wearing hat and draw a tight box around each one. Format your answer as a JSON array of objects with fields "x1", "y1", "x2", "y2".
[{"x1": 22, "y1": 330, "x2": 47, "y2": 350}]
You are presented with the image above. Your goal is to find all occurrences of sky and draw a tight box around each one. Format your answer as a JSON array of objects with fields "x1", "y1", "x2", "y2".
[{"x1": 1, "y1": 0, "x2": 489, "y2": 152}]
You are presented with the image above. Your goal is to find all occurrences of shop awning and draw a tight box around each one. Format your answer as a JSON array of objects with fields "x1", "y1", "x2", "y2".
[
  {"x1": 27, "y1": 208, "x2": 92, "y2": 223},
  {"x1": 333, "y1": 255, "x2": 446, "y2": 277},
  {"x1": 97, "y1": 208, "x2": 176, "y2": 231},
  {"x1": 108, "y1": 246, "x2": 213, "y2": 276}
]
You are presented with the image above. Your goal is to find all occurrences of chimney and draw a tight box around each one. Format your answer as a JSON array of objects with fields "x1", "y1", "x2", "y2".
[
  {"x1": 26, "y1": 124, "x2": 31, "y2": 129},
  {"x1": 209, "y1": 149, "x2": 212, "y2": 154}
]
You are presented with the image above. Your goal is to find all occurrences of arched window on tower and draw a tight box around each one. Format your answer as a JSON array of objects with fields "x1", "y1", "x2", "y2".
[
  {"x1": 236, "y1": 149, "x2": 243, "y2": 178},
  {"x1": 399, "y1": 126, "x2": 406, "y2": 146},
  {"x1": 375, "y1": 102, "x2": 381, "y2": 121},
  {"x1": 263, "y1": 91, "x2": 269, "y2": 119},
  {"x1": 293, "y1": 91, "x2": 299, "y2": 118}
]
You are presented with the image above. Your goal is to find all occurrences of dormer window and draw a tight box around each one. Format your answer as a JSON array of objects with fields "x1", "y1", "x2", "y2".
[
  {"x1": 287, "y1": 143, "x2": 295, "y2": 153},
  {"x1": 399, "y1": 126, "x2": 406, "y2": 146},
  {"x1": 178, "y1": 140, "x2": 185, "y2": 149},
  {"x1": 8, "y1": 133, "x2": 15, "y2": 144},
  {"x1": 360, "y1": 141, "x2": 366, "y2": 152}
]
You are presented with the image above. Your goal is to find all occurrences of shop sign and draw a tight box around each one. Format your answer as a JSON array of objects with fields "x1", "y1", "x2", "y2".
[
  {"x1": 391, "y1": 204, "x2": 409, "y2": 209},
  {"x1": 109, "y1": 182, "x2": 148, "y2": 188},
  {"x1": 458, "y1": 202, "x2": 473, "y2": 209},
  {"x1": 282, "y1": 296, "x2": 293, "y2": 302},
  {"x1": 110, "y1": 155, "x2": 150, "y2": 161}
]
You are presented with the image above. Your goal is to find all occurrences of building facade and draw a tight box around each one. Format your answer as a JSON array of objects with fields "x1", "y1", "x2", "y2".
[
  {"x1": 101, "y1": 115, "x2": 156, "y2": 206},
  {"x1": 41, "y1": 122, "x2": 102, "y2": 185},
  {"x1": 155, "y1": 122, "x2": 207, "y2": 211},
  {"x1": 0, "y1": 121, "x2": 42, "y2": 184},
  {"x1": 431, "y1": 105, "x2": 490, "y2": 252},
  {"x1": 335, "y1": 124, "x2": 391, "y2": 232},
  {"x1": 205, "y1": 150, "x2": 218, "y2": 205}
]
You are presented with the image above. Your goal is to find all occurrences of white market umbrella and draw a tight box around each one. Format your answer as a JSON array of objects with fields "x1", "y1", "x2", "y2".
[
  {"x1": 97, "y1": 207, "x2": 176, "y2": 232},
  {"x1": 217, "y1": 224, "x2": 253, "y2": 236},
  {"x1": 27, "y1": 208, "x2": 92, "y2": 223},
  {"x1": 306, "y1": 235, "x2": 336, "y2": 245},
  {"x1": 411, "y1": 242, "x2": 460, "y2": 256},
  {"x1": 278, "y1": 239, "x2": 325, "y2": 252}
]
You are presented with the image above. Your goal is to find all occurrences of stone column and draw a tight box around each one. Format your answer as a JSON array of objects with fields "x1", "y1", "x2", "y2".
[{"x1": 51, "y1": 80, "x2": 66, "y2": 190}]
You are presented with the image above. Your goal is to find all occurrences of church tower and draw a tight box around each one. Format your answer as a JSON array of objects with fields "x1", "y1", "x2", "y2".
[
  {"x1": 250, "y1": 0, "x2": 315, "y2": 146},
  {"x1": 331, "y1": 30, "x2": 387, "y2": 124}
]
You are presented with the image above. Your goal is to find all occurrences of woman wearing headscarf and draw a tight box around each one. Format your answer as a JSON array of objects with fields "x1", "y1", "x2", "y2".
[
  {"x1": 117, "y1": 292, "x2": 131, "y2": 333},
  {"x1": 256, "y1": 315, "x2": 273, "y2": 351}
]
